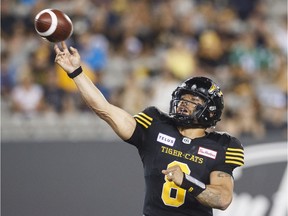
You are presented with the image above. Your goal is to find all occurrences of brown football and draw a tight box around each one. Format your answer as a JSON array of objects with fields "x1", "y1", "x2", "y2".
[{"x1": 34, "y1": 9, "x2": 73, "y2": 43}]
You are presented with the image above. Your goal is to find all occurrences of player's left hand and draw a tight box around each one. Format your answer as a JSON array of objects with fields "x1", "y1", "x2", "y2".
[{"x1": 162, "y1": 165, "x2": 184, "y2": 186}]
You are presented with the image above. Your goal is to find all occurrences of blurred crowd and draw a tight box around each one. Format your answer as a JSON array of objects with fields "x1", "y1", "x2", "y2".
[{"x1": 1, "y1": 0, "x2": 287, "y2": 140}]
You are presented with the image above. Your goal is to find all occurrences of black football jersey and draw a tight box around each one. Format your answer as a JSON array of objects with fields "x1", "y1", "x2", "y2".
[{"x1": 125, "y1": 106, "x2": 244, "y2": 216}]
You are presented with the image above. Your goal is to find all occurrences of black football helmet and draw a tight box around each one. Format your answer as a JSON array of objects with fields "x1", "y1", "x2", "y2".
[{"x1": 169, "y1": 77, "x2": 224, "y2": 128}]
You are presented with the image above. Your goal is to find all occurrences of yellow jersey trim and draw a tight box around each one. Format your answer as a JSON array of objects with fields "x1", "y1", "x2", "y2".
[
  {"x1": 226, "y1": 152, "x2": 244, "y2": 157},
  {"x1": 227, "y1": 148, "x2": 244, "y2": 153},
  {"x1": 135, "y1": 118, "x2": 149, "y2": 128},
  {"x1": 225, "y1": 156, "x2": 244, "y2": 162},
  {"x1": 134, "y1": 114, "x2": 152, "y2": 126},
  {"x1": 225, "y1": 160, "x2": 244, "y2": 166}
]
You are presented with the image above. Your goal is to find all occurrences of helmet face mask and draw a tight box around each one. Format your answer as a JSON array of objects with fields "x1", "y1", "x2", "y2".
[{"x1": 169, "y1": 77, "x2": 224, "y2": 128}]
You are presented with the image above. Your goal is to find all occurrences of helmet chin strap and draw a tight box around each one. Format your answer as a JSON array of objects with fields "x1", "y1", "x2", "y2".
[{"x1": 172, "y1": 112, "x2": 207, "y2": 129}]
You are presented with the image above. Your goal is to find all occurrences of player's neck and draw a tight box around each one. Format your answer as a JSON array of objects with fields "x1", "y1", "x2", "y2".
[{"x1": 178, "y1": 127, "x2": 206, "y2": 139}]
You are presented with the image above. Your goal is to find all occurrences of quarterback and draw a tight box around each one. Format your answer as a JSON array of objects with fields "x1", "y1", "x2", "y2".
[{"x1": 54, "y1": 42, "x2": 244, "y2": 216}]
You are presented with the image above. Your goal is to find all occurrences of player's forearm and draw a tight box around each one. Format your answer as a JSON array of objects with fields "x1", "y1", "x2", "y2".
[
  {"x1": 196, "y1": 185, "x2": 232, "y2": 210},
  {"x1": 72, "y1": 71, "x2": 110, "y2": 116}
]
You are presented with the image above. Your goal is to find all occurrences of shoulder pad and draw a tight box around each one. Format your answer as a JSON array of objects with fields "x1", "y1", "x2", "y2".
[
  {"x1": 208, "y1": 131, "x2": 244, "y2": 167},
  {"x1": 208, "y1": 131, "x2": 243, "y2": 148},
  {"x1": 225, "y1": 136, "x2": 244, "y2": 167}
]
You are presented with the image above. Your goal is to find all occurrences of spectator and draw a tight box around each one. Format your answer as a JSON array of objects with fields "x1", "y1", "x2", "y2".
[
  {"x1": 149, "y1": 70, "x2": 180, "y2": 113},
  {"x1": 164, "y1": 36, "x2": 196, "y2": 80},
  {"x1": 1, "y1": 52, "x2": 13, "y2": 99},
  {"x1": 115, "y1": 72, "x2": 148, "y2": 115},
  {"x1": 11, "y1": 66, "x2": 44, "y2": 118},
  {"x1": 43, "y1": 67, "x2": 67, "y2": 114}
]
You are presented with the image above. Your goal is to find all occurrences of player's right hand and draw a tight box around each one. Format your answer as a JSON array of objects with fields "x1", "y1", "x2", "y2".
[
  {"x1": 162, "y1": 165, "x2": 184, "y2": 186},
  {"x1": 54, "y1": 41, "x2": 81, "y2": 74}
]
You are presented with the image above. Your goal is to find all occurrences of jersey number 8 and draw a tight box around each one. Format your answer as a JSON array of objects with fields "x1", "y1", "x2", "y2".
[{"x1": 161, "y1": 161, "x2": 191, "y2": 207}]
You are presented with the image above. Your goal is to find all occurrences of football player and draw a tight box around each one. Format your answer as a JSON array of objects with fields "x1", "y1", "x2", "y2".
[{"x1": 54, "y1": 41, "x2": 244, "y2": 216}]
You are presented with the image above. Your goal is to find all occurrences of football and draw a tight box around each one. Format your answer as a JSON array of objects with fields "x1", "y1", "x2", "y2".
[{"x1": 34, "y1": 9, "x2": 73, "y2": 43}]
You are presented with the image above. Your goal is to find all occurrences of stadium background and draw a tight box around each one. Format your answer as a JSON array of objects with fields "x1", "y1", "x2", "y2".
[{"x1": 1, "y1": 0, "x2": 287, "y2": 216}]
